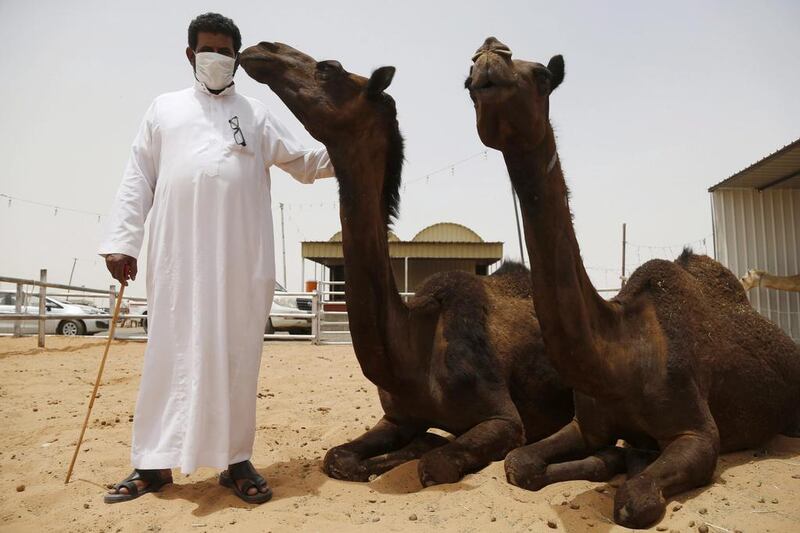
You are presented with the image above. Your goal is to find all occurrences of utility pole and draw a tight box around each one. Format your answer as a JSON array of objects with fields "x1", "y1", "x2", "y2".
[
  {"x1": 511, "y1": 186, "x2": 526, "y2": 266},
  {"x1": 66, "y1": 257, "x2": 78, "y2": 301},
  {"x1": 621, "y1": 223, "x2": 627, "y2": 288},
  {"x1": 279, "y1": 203, "x2": 287, "y2": 288}
]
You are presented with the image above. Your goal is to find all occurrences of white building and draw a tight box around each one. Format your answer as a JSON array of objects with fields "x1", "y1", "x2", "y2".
[{"x1": 709, "y1": 138, "x2": 800, "y2": 342}]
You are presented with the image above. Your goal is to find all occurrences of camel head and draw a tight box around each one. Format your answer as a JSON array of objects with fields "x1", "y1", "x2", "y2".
[
  {"x1": 465, "y1": 37, "x2": 564, "y2": 152},
  {"x1": 240, "y1": 42, "x2": 404, "y2": 224},
  {"x1": 239, "y1": 41, "x2": 397, "y2": 149},
  {"x1": 740, "y1": 269, "x2": 764, "y2": 291}
]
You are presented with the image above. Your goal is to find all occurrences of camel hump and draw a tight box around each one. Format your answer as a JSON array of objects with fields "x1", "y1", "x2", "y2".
[
  {"x1": 413, "y1": 270, "x2": 484, "y2": 307},
  {"x1": 672, "y1": 249, "x2": 750, "y2": 305},
  {"x1": 492, "y1": 260, "x2": 530, "y2": 277},
  {"x1": 488, "y1": 261, "x2": 533, "y2": 299}
]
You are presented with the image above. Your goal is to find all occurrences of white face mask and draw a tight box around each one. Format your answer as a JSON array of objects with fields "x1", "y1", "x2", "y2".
[{"x1": 194, "y1": 51, "x2": 236, "y2": 90}]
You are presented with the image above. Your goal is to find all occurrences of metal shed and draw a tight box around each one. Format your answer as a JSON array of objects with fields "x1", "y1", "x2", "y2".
[{"x1": 708, "y1": 138, "x2": 800, "y2": 342}]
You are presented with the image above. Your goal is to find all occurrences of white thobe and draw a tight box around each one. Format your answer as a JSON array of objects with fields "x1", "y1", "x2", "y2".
[{"x1": 98, "y1": 81, "x2": 334, "y2": 473}]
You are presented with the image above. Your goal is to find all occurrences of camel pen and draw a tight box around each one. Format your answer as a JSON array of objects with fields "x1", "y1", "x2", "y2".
[{"x1": 65, "y1": 283, "x2": 126, "y2": 484}]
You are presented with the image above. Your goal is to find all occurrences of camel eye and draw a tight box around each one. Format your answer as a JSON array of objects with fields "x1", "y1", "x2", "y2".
[
  {"x1": 316, "y1": 60, "x2": 344, "y2": 81},
  {"x1": 317, "y1": 60, "x2": 343, "y2": 72}
]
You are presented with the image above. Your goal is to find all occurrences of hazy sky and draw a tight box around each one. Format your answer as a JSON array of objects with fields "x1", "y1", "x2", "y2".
[{"x1": 1, "y1": 0, "x2": 798, "y2": 298}]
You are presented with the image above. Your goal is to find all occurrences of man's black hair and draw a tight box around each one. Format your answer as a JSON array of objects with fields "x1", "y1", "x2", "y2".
[{"x1": 188, "y1": 12, "x2": 242, "y2": 52}]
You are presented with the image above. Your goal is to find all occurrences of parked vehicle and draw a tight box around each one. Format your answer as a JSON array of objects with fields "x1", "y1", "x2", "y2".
[
  {"x1": 0, "y1": 290, "x2": 108, "y2": 335},
  {"x1": 63, "y1": 282, "x2": 311, "y2": 335},
  {"x1": 267, "y1": 282, "x2": 312, "y2": 335}
]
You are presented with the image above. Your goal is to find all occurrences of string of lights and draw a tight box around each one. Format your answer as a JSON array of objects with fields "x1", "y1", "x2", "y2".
[
  {"x1": 624, "y1": 234, "x2": 713, "y2": 276},
  {"x1": 0, "y1": 149, "x2": 493, "y2": 218},
  {"x1": 626, "y1": 235, "x2": 711, "y2": 253},
  {"x1": 402, "y1": 149, "x2": 489, "y2": 189},
  {"x1": 1, "y1": 193, "x2": 105, "y2": 221}
]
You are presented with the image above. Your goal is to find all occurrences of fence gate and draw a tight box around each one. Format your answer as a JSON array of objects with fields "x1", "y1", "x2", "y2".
[{"x1": 315, "y1": 280, "x2": 351, "y2": 345}]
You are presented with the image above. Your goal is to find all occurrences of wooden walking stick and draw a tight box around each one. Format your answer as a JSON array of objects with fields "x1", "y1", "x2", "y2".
[{"x1": 65, "y1": 283, "x2": 126, "y2": 484}]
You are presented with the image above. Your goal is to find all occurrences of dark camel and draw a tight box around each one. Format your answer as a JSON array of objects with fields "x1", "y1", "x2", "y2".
[
  {"x1": 466, "y1": 37, "x2": 800, "y2": 528},
  {"x1": 240, "y1": 42, "x2": 573, "y2": 487}
]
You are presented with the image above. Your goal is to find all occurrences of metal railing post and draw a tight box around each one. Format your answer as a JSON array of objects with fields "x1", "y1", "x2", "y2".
[
  {"x1": 312, "y1": 284, "x2": 321, "y2": 345},
  {"x1": 38, "y1": 269, "x2": 46, "y2": 347},
  {"x1": 109, "y1": 285, "x2": 116, "y2": 323},
  {"x1": 404, "y1": 257, "x2": 409, "y2": 302},
  {"x1": 13, "y1": 282, "x2": 23, "y2": 337}
]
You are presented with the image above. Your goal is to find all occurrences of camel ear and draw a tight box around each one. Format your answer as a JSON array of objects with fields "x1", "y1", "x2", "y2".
[
  {"x1": 547, "y1": 55, "x2": 565, "y2": 92},
  {"x1": 366, "y1": 66, "x2": 395, "y2": 98}
]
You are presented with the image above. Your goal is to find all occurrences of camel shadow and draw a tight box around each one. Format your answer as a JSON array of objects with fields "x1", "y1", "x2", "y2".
[
  {"x1": 719, "y1": 434, "x2": 800, "y2": 469},
  {"x1": 312, "y1": 459, "x2": 477, "y2": 496},
  {"x1": 364, "y1": 460, "x2": 479, "y2": 495},
  {"x1": 549, "y1": 478, "x2": 620, "y2": 533},
  {"x1": 154, "y1": 456, "x2": 329, "y2": 517}
]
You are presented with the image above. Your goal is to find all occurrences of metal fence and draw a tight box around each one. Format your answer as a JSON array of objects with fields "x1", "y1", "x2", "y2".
[
  {"x1": 315, "y1": 280, "x2": 350, "y2": 345},
  {"x1": 313, "y1": 280, "x2": 416, "y2": 345},
  {"x1": 1, "y1": 271, "x2": 625, "y2": 349},
  {"x1": 0, "y1": 270, "x2": 325, "y2": 347}
]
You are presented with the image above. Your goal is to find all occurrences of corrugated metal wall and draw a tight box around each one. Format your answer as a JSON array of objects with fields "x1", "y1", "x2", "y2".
[{"x1": 712, "y1": 188, "x2": 800, "y2": 342}]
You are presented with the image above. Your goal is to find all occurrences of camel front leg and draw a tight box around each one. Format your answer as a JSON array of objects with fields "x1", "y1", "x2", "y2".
[
  {"x1": 417, "y1": 416, "x2": 525, "y2": 486},
  {"x1": 613, "y1": 432, "x2": 718, "y2": 529},
  {"x1": 360, "y1": 432, "x2": 450, "y2": 476},
  {"x1": 323, "y1": 416, "x2": 428, "y2": 481},
  {"x1": 517, "y1": 446, "x2": 627, "y2": 489},
  {"x1": 505, "y1": 419, "x2": 601, "y2": 491}
]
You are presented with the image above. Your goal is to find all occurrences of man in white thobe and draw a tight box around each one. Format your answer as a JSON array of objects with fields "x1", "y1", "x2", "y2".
[{"x1": 100, "y1": 13, "x2": 333, "y2": 504}]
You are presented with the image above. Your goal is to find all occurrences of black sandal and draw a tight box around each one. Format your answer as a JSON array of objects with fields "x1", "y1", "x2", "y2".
[
  {"x1": 219, "y1": 460, "x2": 272, "y2": 504},
  {"x1": 104, "y1": 469, "x2": 172, "y2": 504}
]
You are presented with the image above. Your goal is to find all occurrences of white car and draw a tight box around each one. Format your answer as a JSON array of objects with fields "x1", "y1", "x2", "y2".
[
  {"x1": 0, "y1": 290, "x2": 109, "y2": 336},
  {"x1": 267, "y1": 282, "x2": 312, "y2": 335},
  {"x1": 101, "y1": 282, "x2": 312, "y2": 336}
]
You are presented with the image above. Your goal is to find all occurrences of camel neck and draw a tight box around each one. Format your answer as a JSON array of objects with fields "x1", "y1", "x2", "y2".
[
  {"x1": 329, "y1": 144, "x2": 409, "y2": 391},
  {"x1": 503, "y1": 128, "x2": 614, "y2": 392}
]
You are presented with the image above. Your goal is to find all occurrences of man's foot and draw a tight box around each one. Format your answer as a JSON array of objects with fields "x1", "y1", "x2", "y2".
[
  {"x1": 219, "y1": 461, "x2": 272, "y2": 504},
  {"x1": 104, "y1": 469, "x2": 173, "y2": 504}
]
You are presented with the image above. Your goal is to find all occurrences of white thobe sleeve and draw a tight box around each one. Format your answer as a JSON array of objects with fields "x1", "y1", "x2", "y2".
[
  {"x1": 97, "y1": 102, "x2": 159, "y2": 259},
  {"x1": 263, "y1": 111, "x2": 335, "y2": 184}
]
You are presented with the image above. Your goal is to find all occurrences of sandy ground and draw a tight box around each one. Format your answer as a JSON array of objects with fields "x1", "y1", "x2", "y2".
[{"x1": 1, "y1": 337, "x2": 800, "y2": 533}]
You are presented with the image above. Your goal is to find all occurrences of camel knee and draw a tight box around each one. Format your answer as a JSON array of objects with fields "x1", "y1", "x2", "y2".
[
  {"x1": 504, "y1": 445, "x2": 548, "y2": 491},
  {"x1": 323, "y1": 446, "x2": 369, "y2": 482},
  {"x1": 416, "y1": 417, "x2": 524, "y2": 487},
  {"x1": 505, "y1": 445, "x2": 545, "y2": 473},
  {"x1": 681, "y1": 440, "x2": 718, "y2": 489},
  {"x1": 418, "y1": 451, "x2": 463, "y2": 487},
  {"x1": 497, "y1": 418, "x2": 526, "y2": 456},
  {"x1": 614, "y1": 476, "x2": 666, "y2": 529}
]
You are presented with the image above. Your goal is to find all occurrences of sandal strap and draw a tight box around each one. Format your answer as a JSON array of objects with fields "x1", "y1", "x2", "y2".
[
  {"x1": 236, "y1": 478, "x2": 257, "y2": 495},
  {"x1": 229, "y1": 461, "x2": 266, "y2": 486},
  {"x1": 131, "y1": 468, "x2": 165, "y2": 483},
  {"x1": 111, "y1": 480, "x2": 139, "y2": 497},
  {"x1": 111, "y1": 469, "x2": 166, "y2": 494}
]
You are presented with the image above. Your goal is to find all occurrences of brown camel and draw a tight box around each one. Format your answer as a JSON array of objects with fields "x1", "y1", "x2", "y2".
[
  {"x1": 240, "y1": 42, "x2": 573, "y2": 486},
  {"x1": 741, "y1": 269, "x2": 800, "y2": 292},
  {"x1": 465, "y1": 37, "x2": 800, "y2": 528}
]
